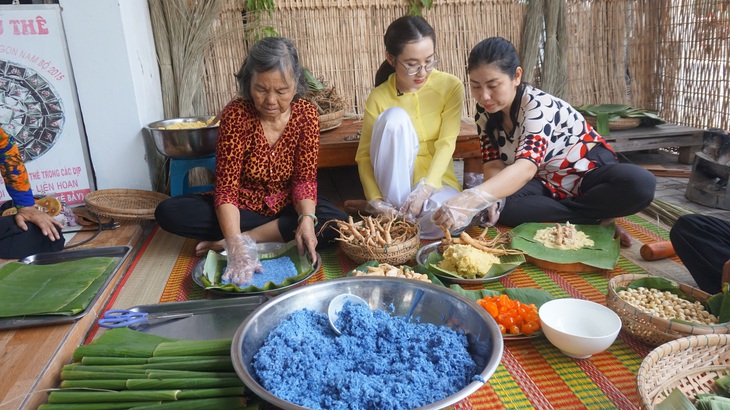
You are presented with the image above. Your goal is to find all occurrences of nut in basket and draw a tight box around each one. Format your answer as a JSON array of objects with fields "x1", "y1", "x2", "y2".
[
  {"x1": 330, "y1": 216, "x2": 420, "y2": 265},
  {"x1": 606, "y1": 274, "x2": 730, "y2": 346}
]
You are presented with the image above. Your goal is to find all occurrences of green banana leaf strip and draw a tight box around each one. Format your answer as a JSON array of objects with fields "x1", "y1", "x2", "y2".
[
  {"x1": 349, "y1": 260, "x2": 445, "y2": 287},
  {"x1": 201, "y1": 240, "x2": 314, "y2": 293},
  {"x1": 509, "y1": 222, "x2": 620, "y2": 270},
  {"x1": 655, "y1": 388, "x2": 696, "y2": 410},
  {"x1": 0, "y1": 257, "x2": 116, "y2": 317},
  {"x1": 73, "y1": 328, "x2": 176, "y2": 361},
  {"x1": 424, "y1": 251, "x2": 525, "y2": 280}
]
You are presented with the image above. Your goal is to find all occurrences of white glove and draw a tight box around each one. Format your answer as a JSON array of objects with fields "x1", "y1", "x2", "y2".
[
  {"x1": 432, "y1": 187, "x2": 498, "y2": 233},
  {"x1": 366, "y1": 199, "x2": 399, "y2": 220},
  {"x1": 401, "y1": 179, "x2": 436, "y2": 220},
  {"x1": 222, "y1": 233, "x2": 262, "y2": 287},
  {"x1": 479, "y1": 198, "x2": 505, "y2": 227}
]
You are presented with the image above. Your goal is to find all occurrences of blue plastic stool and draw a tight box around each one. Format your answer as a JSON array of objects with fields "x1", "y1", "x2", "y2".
[{"x1": 169, "y1": 155, "x2": 216, "y2": 196}]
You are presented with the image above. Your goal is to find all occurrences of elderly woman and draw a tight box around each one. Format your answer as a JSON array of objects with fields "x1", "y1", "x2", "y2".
[
  {"x1": 155, "y1": 37, "x2": 346, "y2": 282},
  {"x1": 353, "y1": 15, "x2": 464, "y2": 239},
  {"x1": 433, "y1": 37, "x2": 656, "y2": 245}
]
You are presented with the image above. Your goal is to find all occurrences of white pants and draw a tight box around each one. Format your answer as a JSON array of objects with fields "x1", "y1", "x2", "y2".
[{"x1": 370, "y1": 107, "x2": 460, "y2": 239}]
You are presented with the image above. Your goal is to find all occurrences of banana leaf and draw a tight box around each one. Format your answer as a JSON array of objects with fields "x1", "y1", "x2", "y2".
[
  {"x1": 0, "y1": 257, "x2": 117, "y2": 317},
  {"x1": 449, "y1": 285, "x2": 554, "y2": 337},
  {"x1": 423, "y1": 250, "x2": 525, "y2": 281},
  {"x1": 449, "y1": 285, "x2": 555, "y2": 308},
  {"x1": 655, "y1": 388, "x2": 696, "y2": 410},
  {"x1": 350, "y1": 260, "x2": 445, "y2": 287},
  {"x1": 303, "y1": 67, "x2": 326, "y2": 92},
  {"x1": 574, "y1": 103, "x2": 666, "y2": 135},
  {"x1": 510, "y1": 222, "x2": 620, "y2": 270},
  {"x1": 201, "y1": 240, "x2": 314, "y2": 293}
]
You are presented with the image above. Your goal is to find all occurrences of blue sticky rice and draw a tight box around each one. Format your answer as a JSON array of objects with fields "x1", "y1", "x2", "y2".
[
  {"x1": 220, "y1": 256, "x2": 298, "y2": 287},
  {"x1": 252, "y1": 301, "x2": 480, "y2": 410}
]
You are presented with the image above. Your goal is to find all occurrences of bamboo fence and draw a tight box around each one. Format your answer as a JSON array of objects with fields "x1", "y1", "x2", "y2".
[{"x1": 155, "y1": 0, "x2": 730, "y2": 131}]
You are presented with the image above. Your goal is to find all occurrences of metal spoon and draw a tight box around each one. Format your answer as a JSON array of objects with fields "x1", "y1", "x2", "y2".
[{"x1": 327, "y1": 293, "x2": 369, "y2": 336}]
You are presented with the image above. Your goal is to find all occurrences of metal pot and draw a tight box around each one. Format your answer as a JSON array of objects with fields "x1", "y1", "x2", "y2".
[
  {"x1": 231, "y1": 277, "x2": 504, "y2": 409},
  {"x1": 145, "y1": 116, "x2": 218, "y2": 159}
]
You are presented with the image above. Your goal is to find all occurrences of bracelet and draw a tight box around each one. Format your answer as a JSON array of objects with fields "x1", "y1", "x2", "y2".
[{"x1": 297, "y1": 213, "x2": 318, "y2": 225}]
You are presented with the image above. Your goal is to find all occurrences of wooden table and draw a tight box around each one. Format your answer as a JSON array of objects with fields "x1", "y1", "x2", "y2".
[
  {"x1": 0, "y1": 223, "x2": 147, "y2": 410},
  {"x1": 319, "y1": 120, "x2": 704, "y2": 172},
  {"x1": 600, "y1": 124, "x2": 703, "y2": 164},
  {"x1": 318, "y1": 118, "x2": 481, "y2": 173}
]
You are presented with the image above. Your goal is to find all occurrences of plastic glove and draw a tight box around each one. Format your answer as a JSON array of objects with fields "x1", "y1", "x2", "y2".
[
  {"x1": 478, "y1": 198, "x2": 505, "y2": 227},
  {"x1": 401, "y1": 179, "x2": 435, "y2": 220},
  {"x1": 366, "y1": 199, "x2": 399, "y2": 220},
  {"x1": 432, "y1": 187, "x2": 498, "y2": 233},
  {"x1": 222, "y1": 233, "x2": 262, "y2": 287}
]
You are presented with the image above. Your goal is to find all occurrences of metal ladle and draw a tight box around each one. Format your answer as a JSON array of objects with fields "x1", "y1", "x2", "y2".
[
  {"x1": 327, "y1": 289, "x2": 426, "y2": 335},
  {"x1": 327, "y1": 293, "x2": 369, "y2": 336}
]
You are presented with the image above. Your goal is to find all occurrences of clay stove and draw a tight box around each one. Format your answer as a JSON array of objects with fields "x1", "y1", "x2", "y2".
[{"x1": 686, "y1": 129, "x2": 730, "y2": 210}]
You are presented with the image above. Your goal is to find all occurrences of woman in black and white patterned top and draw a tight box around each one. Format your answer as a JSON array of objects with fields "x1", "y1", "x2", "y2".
[{"x1": 433, "y1": 37, "x2": 656, "y2": 246}]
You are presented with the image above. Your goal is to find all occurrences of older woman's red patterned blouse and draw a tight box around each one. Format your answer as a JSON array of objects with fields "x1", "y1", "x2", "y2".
[{"x1": 213, "y1": 97, "x2": 320, "y2": 216}]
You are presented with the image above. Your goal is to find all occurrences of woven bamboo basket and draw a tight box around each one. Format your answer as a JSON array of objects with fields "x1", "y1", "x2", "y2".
[
  {"x1": 339, "y1": 227, "x2": 420, "y2": 266},
  {"x1": 584, "y1": 115, "x2": 641, "y2": 131},
  {"x1": 85, "y1": 189, "x2": 169, "y2": 223},
  {"x1": 606, "y1": 274, "x2": 730, "y2": 346},
  {"x1": 637, "y1": 334, "x2": 730, "y2": 409},
  {"x1": 319, "y1": 109, "x2": 345, "y2": 132}
]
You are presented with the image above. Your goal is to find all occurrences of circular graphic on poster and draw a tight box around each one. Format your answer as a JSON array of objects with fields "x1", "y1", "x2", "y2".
[{"x1": 0, "y1": 59, "x2": 64, "y2": 163}]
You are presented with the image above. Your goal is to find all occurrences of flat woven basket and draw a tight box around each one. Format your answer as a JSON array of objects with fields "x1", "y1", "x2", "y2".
[
  {"x1": 85, "y1": 189, "x2": 169, "y2": 223},
  {"x1": 637, "y1": 334, "x2": 730, "y2": 409},
  {"x1": 585, "y1": 115, "x2": 641, "y2": 131},
  {"x1": 339, "y1": 226, "x2": 420, "y2": 265},
  {"x1": 319, "y1": 109, "x2": 345, "y2": 132},
  {"x1": 606, "y1": 274, "x2": 730, "y2": 346}
]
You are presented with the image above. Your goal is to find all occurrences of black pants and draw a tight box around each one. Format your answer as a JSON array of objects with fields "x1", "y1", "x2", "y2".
[
  {"x1": 670, "y1": 214, "x2": 730, "y2": 294},
  {"x1": 498, "y1": 146, "x2": 657, "y2": 226},
  {"x1": 0, "y1": 216, "x2": 66, "y2": 259},
  {"x1": 154, "y1": 193, "x2": 347, "y2": 248}
]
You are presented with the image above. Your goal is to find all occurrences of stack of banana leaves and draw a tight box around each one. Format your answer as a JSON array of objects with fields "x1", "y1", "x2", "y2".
[
  {"x1": 39, "y1": 328, "x2": 260, "y2": 409},
  {"x1": 574, "y1": 104, "x2": 666, "y2": 136}
]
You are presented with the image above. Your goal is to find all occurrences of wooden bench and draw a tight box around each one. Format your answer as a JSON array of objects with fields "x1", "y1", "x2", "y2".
[
  {"x1": 319, "y1": 119, "x2": 704, "y2": 170},
  {"x1": 318, "y1": 118, "x2": 480, "y2": 171},
  {"x1": 602, "y1": 124, "x2": 704, "y2": 164}
]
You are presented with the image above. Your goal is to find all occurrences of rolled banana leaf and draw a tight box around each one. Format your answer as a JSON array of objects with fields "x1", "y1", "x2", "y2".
[{"x1": 510, "y1": 222, "x2": 620, "y2": 270}]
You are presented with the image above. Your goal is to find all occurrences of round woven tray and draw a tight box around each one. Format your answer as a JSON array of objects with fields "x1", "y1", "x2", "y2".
[
  {"x1": 319, "y1": 109, "x2": 345, "y2": 132},
  {"x1": 606, "y1": 274, "x2": 730, "y2": 346},
  {"x1": 637, "y1": 334, "x2": 730, "y2": 409},
  {"x1": 340, "y1": 228, "x2": 420, "y2": 265},
  {"x1": 85, "y1": 189, "x2": 169, "y2": 223},
  {"x1": 584, "y1": 115, "x2": 641, "y2": 131}
]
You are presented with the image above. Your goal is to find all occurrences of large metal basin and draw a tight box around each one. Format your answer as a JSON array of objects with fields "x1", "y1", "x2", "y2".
[
  {"x1": 145, "y1": 116, "x2": 218, "y2": 158},
  {"x1": 231, "y1": 277, "x2": 504, "y2": 409}
]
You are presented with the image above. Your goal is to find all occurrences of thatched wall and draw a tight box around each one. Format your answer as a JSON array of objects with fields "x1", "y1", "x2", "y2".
[{"x1": 181, "y1": 0, "x2": 729, "y2": 131}]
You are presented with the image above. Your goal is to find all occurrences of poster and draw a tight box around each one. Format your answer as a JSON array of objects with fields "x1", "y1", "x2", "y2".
[{"x1": 0, "y1": 5, "x2": 92, "y2": 206}]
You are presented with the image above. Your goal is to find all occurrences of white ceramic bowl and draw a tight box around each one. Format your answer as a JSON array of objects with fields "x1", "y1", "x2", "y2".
[{"x1": 539, "y1": 298, "x2": 621, "y2": 359}]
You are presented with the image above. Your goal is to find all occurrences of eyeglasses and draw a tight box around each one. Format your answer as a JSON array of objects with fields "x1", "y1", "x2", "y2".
[{"x1": 396, "y1": 57, "x2": 439, "y2": 76}]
